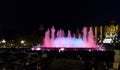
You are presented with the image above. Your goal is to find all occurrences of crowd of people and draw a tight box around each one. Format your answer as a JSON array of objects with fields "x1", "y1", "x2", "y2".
[{"x1": 0, "y1": 48, "x2": 119, "y2": 70}]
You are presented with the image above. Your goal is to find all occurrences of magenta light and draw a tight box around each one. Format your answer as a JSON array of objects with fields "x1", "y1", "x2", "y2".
[
  {"x1": 41, "y1": 26, "x2": 97, "y2": 48},
  {"x1": 31, "y1": 47, "x2": 35, "y2": 51},
  {"x1": 33, "y1": 26, "x2": 101, "y2": 49}
]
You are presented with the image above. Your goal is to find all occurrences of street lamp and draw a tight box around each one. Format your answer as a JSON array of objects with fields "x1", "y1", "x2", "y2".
[
  {"x1": 20, "y1": 40, "x2": 26, "y2": 48},
  {"x1": 1, "y1": 39, "x2": 6, "y2": 48},
  {"x1": 20, "y1": 40, "x2": 25, "y2": 44},
  {"x1": 2, "y1": 39, "x2": 6, "y2": 43}
]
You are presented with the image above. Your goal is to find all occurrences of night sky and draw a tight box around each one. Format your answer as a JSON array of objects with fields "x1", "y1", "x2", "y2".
[{"x1": 0, "y1": 0, "x2": 120, "y2": 38}]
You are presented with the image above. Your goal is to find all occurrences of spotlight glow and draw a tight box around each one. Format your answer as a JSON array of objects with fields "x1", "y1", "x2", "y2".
[
  {"x1": 36, "y1": 48, "x2": 41, "y2": 51},
  {"x1": 32, "y1": 26, "x2": 102, "y2": 50},
  {"x1": 59, "y1": 48, "x2": 65, "y2": 52}
]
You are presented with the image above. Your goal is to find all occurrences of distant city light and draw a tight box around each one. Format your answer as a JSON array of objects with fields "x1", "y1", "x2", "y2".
[
  {"x1": 36, "y1": 48, "x2": 41, "y2": 51},
  {"x1": 10, "y1": 44, "x2": 13, "y2": 46},
  {"x1": 21, "y1": 40, "x2": 25, "y2": 44},
  {"x1": 23, "y1": 44, "x2": 26, "y2": 46},
  {"x1": 103, "y1": 38, "x2": 113, "y2": 43},
  {"x1": 59, "y1": 48, "x2": 65, "y2": 52},
  {"x1": 31, "y1": 48, "x2": 35, "y2": 50},
  {"x1": 89, "y1": 49, "x2": 91, "y2": 52},
  {"x1": 2, "y1": 39, "x2": 6, "y2": 43}
]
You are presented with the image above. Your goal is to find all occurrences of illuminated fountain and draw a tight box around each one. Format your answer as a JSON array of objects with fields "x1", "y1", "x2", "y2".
[
  {"x1": 31, "y1": 26, "x2": 107, "y2": 51},
  {"x1": 40, "y1": 26, "x2": 97, "y2": 48}
]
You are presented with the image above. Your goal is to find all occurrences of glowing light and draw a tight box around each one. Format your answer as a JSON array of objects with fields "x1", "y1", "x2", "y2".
[
  {"x1": 21, "y1": 40, "x2": 25, "y2": 44},
  {"x1": 10, "y1": 44, "x2": 13, "y2": 46},
  {"x1": 54, "y1": 37, "x2": 83, "y2": 47},
  {"x1": 36, "y1": 48, "x2": 41, "y2": 50},
  {"x1": 31, "y1": 48, "x2": 35, "y2": 50},
  {"x1": 2, "y1": 39, "x2": 6, "y2": 43},
  {"x1": 59, "y1": 48, "x2": 64, "y2": 51},
  {"x1": 23, "y1": 44, "x2": 26, "y2": 46},
  {"x1": 89, "y1": 49, "x2": 91, "y2": 52},
  {"x1": 103, "y1": 38, "x2": 113, "y2": 43},
  {"x1": 59, "y1": 48, "x2": 64, "y2": 52},
  {"x1": 32, "y1": 26, "x2": 99, "y2": 50},
  {"x1": 101, "y1": 49, "x2": 104, "y2": 51}
]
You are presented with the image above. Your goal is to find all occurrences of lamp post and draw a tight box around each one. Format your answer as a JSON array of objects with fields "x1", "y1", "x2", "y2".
[
  {"x1": 1, "y1": 39, "x2": 6, "y2": 48},
  {"x1": 21, "y1": 40, "x2": 25, "y2": 44},
  {"x1": 20, "y1": 40, "x2": 25, "y2": 48},
  {"x1": 2, "y1": 39, "x2": 6, "y2": 43}
]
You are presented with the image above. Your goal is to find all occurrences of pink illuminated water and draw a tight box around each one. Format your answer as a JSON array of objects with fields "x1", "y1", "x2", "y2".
[{"x1": 40, "y1": 26, "x2": 97, "y2": 48}]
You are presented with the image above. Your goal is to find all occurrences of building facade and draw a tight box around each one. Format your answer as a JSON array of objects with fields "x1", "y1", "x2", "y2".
[{"x1": 93, "y1": 24, "x2": 120, "y2": 44}]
